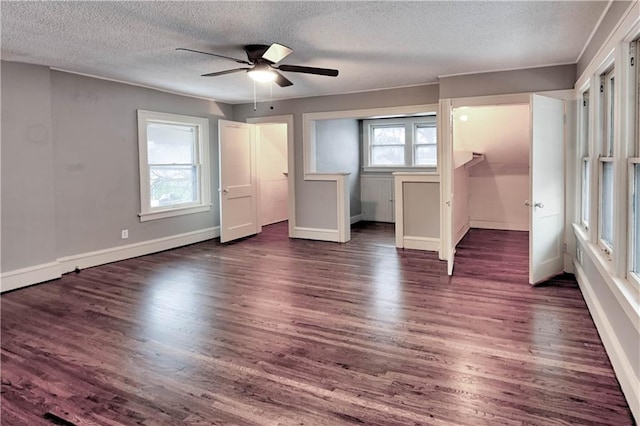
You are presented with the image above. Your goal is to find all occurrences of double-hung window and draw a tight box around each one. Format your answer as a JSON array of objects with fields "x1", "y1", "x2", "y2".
[
  {"x1": 580, "y1": 90, "x2": 591, "y2": 228},
  {"x1": 137, "y1": 110, "x2": 211, "y2": 221},
  {"x1": 629, "y1": 39, "x2": 640, "y2": 283},
  {"x1": 363, "y1": 115, "x2": 437, "y2": 169},
  {"x1": 598, "y1": 68, "x2": 615, "y2": 254}
]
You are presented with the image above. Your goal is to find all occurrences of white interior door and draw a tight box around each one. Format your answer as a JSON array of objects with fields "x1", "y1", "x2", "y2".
[
  {"x1": 529, "y1": 94, "x2": 565, "y2": 284},
  {"x1": 219, "y1": 119, "x2": 258, "y2": 243},
  {"x1": 440, "y1": 100, "x2": 455, "y2": 275}
]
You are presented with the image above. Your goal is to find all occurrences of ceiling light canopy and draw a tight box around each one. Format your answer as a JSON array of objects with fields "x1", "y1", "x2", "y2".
[{"x1": 247, "y1": 63, "x2": 277, "y2": 83}]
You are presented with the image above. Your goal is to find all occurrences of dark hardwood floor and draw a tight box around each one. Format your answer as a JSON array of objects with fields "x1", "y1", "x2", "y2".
[{"x1": 1, "y1": 222, "x2": 633, "y2": 425}]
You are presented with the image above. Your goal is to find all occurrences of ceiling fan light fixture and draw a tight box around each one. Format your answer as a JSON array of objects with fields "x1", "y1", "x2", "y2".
[{"x1": 247, "y1": 64, "x2": 277, "y2": 83}]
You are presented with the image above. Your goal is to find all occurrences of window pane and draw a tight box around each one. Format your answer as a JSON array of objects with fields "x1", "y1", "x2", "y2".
[
  {"x1": 633, "y1": 164, "x2": 640, "y2": 274},
  {"x1": 415, "y1": 145, "x2": 437, "y2": 166},
  {"x1": 371, "y1": 146, "x2": 404, "y2": 166},
  {"x1": 608, "y1": 76, "x2": 614, "y2": 156},
  {"x1": 582, "y1": 159, "x2": 589, "y2": 226},
  {"x1": 147, "y1": 123, "x2": 196, "y2": 164},
  {"x1": 149, "y1": 165, "x2": 197, "y2": 207},
  {"x1": 372, "y1": 126, "x2": 405, "y2": 146},
  {"x1": 415, "y1": 126, "x2": 437, "y2": 145},
  {"x1": 600, "y1": 162, "x2": 614, "y2": 248}
]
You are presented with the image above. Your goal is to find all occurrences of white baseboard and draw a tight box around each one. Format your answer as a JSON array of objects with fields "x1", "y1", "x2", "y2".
[
  {"x1": 574, "y1": 261, "x2": 640, "y2": 422},
  {"x1": 292, "y1": 226, "x2": 340, "y2": 242},
  {"x1": 401, "y1": 236, "x2": 440, "y2": 252},
  {"x1": 1, "y1": 262, "x2": 62, "y2": 293},
  {"x1": 350, "y1": 214, "x2": 363, "y2": 225},
  {"x1": 1, "y1": 226, "x2": 220, "y2": 293},
  {"x1": 470, "y1": 220, "x2": 528, "y2": 231},
  {"x1": 454, "y1": 222, "x2": 471, "y2": 246}
]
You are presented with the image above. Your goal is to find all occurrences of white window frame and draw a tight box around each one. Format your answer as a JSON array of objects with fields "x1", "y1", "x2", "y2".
[
  {"x1": 580, "y1": 89, "x2": 591, "y2": 230},
  {"x1": 581, "y1": 157, "x2": 590, "y2": 229},
  {"x1": 628, "y1": 39, "x2": 640, "y2": 287},
  {"x1": 598, "y1": 68, "x2": 615, "y2": 255},
  {"x1": 362, "y1": 115, "x2": 437, "y2": 171},
  {"x1": 137, "y1": 110, "x2": 211, "y2": 222},
  {"x1": 629, "y1": 159, "x2": 640, "y2": 287}
]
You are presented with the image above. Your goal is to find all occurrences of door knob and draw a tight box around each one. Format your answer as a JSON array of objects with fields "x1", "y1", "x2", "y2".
[{"x1": 524, "y1": 200, "x2": 544, "y2": 208}]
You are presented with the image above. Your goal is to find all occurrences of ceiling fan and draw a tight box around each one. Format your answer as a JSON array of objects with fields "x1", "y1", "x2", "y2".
[{"x1": 177, "y1": 43, "x2": 339, "y2": 87}]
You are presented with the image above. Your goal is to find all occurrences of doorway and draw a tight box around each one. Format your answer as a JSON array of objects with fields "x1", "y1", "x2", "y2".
[{"x1": 442, "y1": 94, "x2": 565, "y2": 284}]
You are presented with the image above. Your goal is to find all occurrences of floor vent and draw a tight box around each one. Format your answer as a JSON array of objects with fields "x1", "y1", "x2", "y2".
[{"x1": 43, "y1": 412, "x2": 77, "y2": 426}]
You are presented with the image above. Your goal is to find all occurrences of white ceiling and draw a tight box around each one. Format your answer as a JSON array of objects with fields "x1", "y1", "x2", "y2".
[{"x1": 1, "y1": 1, "x2": 609, "y2": 104}]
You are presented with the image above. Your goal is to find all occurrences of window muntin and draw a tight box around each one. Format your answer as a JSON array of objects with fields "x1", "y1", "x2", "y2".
[
  {"x1": 363, "y1": 115, "x2": 437, "y2": 169},
  {"x1": 137, "y1": 110, "x2": 211, "y2": 221}
]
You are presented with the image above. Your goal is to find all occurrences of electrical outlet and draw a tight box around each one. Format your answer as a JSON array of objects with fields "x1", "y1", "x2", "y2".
[{"x1": 121, "y1": 229, "x2": 128, "y2": 239}]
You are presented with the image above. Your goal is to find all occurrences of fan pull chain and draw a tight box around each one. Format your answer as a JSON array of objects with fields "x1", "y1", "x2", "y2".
[{"x1": 253, "y1": 80, "x2": 257, "y2": 111}]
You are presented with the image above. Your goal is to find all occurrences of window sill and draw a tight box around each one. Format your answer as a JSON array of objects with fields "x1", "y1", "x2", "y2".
[
  {"x1": 363, "y1": 166, "x2": 437, "y2": 174},
  {"x1": 572, "y1": 223, "x2": 640, "y2": 333},
  {"x1": 139, "y1": 204, "x2": 211, "y2": 222}
]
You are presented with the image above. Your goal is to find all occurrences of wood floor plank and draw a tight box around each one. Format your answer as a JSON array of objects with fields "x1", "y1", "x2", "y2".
[{"x1": 1, "y1": 222, "x2": 633, "y2": 425}]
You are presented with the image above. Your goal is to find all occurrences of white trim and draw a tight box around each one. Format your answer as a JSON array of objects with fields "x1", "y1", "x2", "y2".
[
  {"x1": 1, "y1": 227, "x2": 220, "y2": 293},
  {"x1": 454, "y1": 222, "x2": 471, "y2": 246},
  {"x1": 575, "y1": 0, "x2": 614, "y2": 64},
  {"x1": 139, "y1": 204, "x2": 212, "y2": 222},
  {"x1": 58, "y1": 226, "x2": 220, "y2": 274},
  {"x1": 574, "y1": 260, "x2": 640, "y2": 422},
  {"x1": 137, "y1": 110, "x2": 211, "y2": 221},
  {"x1": 1, "y1": 262, "x2": 62, "y2": 293},
  {"x1": 50, "y1": 67, "x2": 223, "y2": 103},
  {"x1": 575, "y1": 1, "x2": 640, "y2": 89},
  {"x1": 292, "y1": 227, "x2": 340, "y2": 242},
  {"x1": 401, "y1": 236, "x2": 440, "y2": 252},
  {"x1": 350, "y1": 214, "x2": 363, "y2": 225},
  {"x1": 469, "y1": 220, "x2": 529, "y2": 232},
  {"x1": 303, "y1": 104, "x2": 439, "y2": 123},
  {"x1": 574, "y1": 223, "x2": 640, "y2": 335}
]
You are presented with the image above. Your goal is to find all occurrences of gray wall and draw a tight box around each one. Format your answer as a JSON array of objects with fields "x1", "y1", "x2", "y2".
[
  {"x1": 233, "y1": 84, "x2": 440, "y2": 229},
  {"x1": 315, "y1": 119, "x2": 361, "y2": 217},
  {"x1": 577, "y1": 1, "x2": 634, "y2": 78},
  {"x1": 1, "y1": 62, "x2": 57, "y2": 271},
  {"x1": 439, "y1": 64, "x2": 576, "y2": 99},
  {"x1": 1, "y1": 61, "x2": 233, "y2": 272}
]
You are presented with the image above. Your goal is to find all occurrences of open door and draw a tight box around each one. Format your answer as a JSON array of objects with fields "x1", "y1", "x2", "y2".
[
  {"x1": 218, "y1": 119, "x2": 258, "y2": 243},
  {"x1": 439, "y1": 100, "x2": 456, "y2": 275},
  {"x1": 529, "y1": 94, "x2": 565, "y2": 284}
]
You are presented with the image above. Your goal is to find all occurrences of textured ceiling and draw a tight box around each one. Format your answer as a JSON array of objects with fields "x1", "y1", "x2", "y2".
[{"x1": 1, "y1": 1, "x2": 609, "y2": 104}]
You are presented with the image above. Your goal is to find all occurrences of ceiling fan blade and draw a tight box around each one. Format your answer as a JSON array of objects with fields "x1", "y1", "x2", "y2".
[
  {"x1": 176, "y1": 48, "x2": 251, "y2": 65},
  {"x1": 277, "y1": 64, "x2": 339, "y2": 77},
  {"x1": 262, "y1": 43, "x2": 293, "y2": 64},
  {"x1": 274, "y1": 71, "x2": 293, "y2": 87},
  {"x1": 201, "y1": 68, "x2": 250, "y2": 77}
]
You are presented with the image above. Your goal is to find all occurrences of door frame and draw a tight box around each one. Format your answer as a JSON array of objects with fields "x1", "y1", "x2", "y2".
[{"x1": 247, "y1": 115, "x2": 295, "y2": 238}]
